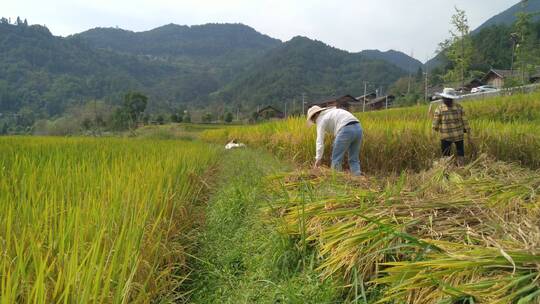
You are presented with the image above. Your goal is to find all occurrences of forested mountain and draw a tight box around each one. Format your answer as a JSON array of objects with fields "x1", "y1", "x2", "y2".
[
  {"x1": 425, "y1": 19, "x2": 540, "y2": 85},
  {"x1": 473, "y1": 0, "x2": 540, "y2": 33},
  {"x1": 360, "y1": 49, "x2": 422, "y2": 73},
  {"x1": 426, "y1": 0, "x2": 540, "y2": 69},
  {"x1": 0, "y1": 22, "x2": 191, "y2": 116},
  {"x1": 214, "y1": 37, "x2": 407, "y2": 107},
  {"x1": 73, "y1": 24, "x2": 282, "y2": 84},
  {"x1": 74, "y1": 23, "x2": 281, "y2": 59},
  {"x1": 1, "y1": 19, "x2": 416, "y2": 126}
]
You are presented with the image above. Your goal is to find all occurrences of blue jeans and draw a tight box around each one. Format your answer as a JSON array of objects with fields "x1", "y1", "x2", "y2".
[{"x1": 331, "y1": 123, "x2": 363, "y2": 176}]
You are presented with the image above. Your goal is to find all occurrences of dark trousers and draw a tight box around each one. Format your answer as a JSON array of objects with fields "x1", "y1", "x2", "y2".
[{"x1": 441, "y1": 140, "x2": 464, "y2": 157}]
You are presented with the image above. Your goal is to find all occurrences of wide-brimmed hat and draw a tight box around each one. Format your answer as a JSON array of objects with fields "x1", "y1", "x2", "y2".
[
  {"x1": 437, "y1": 88, "x2": 461, "y2": 99},
  {"x1": 306, "y1": 105, "x2": 326, "y2": 126}
]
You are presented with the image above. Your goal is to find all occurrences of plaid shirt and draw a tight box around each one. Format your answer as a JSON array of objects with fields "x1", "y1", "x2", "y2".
[{"x1": 432, "y1": 102, "x2": 470, "y2": 142}]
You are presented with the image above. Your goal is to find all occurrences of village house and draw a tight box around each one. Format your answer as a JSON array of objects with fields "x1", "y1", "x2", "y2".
[
  {"x1": 482, "y1": 69, "x2": 516, "y2": 89},
  {"x1": 352, "y1": 92, "x2": 377, "y2": 112},
  {"x1": 256, "y1": 105, "x2": 285, "y2": 120},
  {"x1": 309, "y1": 95, "x2": 360, "y2": 111},
  {"x1": 365, "y1": 95, "x2": 395, "y2": 111}
]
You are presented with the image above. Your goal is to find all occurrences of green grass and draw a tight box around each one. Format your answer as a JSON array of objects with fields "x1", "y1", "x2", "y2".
[
  {"x1": 0, "y1": 137, "x2": 219, "y2": 303},
  {"x1": 133, "y1": 123, "x2": 234, "y2": 141},
  {"x1": 187, "y1": 149, "x2": 344, "y2": 303}
]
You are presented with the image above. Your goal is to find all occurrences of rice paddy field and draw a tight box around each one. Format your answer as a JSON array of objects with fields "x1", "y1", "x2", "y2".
[
  {"x1": 201, "y1": 92, "x2": 540, "y2": 172},
  {"x1": 199, "y1": 92, "x2": 540, "y2": 303},
  {"x1": 0, "y1": 137, "x2": 218, "y2": 303},
  {"x1": 1, "y1": 91, "x2": 539, "y2": 303}
]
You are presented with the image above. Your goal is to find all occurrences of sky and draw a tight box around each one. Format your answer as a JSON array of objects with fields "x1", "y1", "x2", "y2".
[{"x1": 3, "y1": 0, "x2": 519, "y2": 62}]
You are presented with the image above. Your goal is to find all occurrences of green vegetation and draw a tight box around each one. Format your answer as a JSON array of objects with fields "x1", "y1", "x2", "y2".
[
  {"x1": 0, "y1": 19, "x2": 418, "y2": 131},
  {"x1": 1, "y1": 90, "x2": 539, "y2": 303},
  {"x1": 473, "y1": 0, "x2": 540, "y2": 33},
  {"x1": 0, "y1": 137, "x2": 218, "y2": 302},
  {"x1": 214, "y1": 36, "x2": 407, "y2": 108},
  {"x1": 188, "y1": 149, "x2": 343, "y2": 303},
  {"x1": 438, "y1": 7, "x2": 474, "y2": 85},
  {"x1": 201, "y1": 92, "x2": 540, "y2": 172},
  {"x1": 427, "y1": 5, "x2": 540, "y2": 86}
]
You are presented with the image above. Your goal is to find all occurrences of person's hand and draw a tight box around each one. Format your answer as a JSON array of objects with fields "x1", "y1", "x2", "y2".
[{"x1": 313, "y1": 159, "x2": 323, "y2": 169}]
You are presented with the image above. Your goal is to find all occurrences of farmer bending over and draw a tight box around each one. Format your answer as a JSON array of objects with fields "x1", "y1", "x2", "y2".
[
  {"x1": 307, "y1": 106, "x2": 363, "y2": 176},
  {"x1": 432, "y1": 88, "x2": 470, "y2": 166}
]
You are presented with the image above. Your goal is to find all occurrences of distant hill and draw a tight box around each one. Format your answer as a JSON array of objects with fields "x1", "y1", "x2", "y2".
[
  {"x1": 473, "y1": 0, "x2": 540, "y2": 33},
  {"x1": 73, "y1": 23, "x2": 283, "y2": 85},
  {"x1": 360, "y1": 49, "x2": 422, "y2": 73},
  {"x1": 74, "y1": 23, "x2": 281, "y2": 60},
  {"x1": 0, "y1": 21, "x2": 236, "y2": 115},
  {"x1": 1, "y1": 20, "x2": 415, "y2": 122},
  {"x1": 214, "y1": 37, "x2": 408, "y2": 107}
]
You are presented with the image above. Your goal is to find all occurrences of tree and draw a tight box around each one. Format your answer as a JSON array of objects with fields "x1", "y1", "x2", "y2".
[
  {"x1": 439, "y1": 7, "x2": 474, "y2": 86},
  {"x1": 142, "y1": 114, "x2": 150, "y2": 125},
  {"x1": 202, "y1": 112, "x2": 213, "y2": 123},
  {"x1": 156, "y1": 114, "x2": 165, "y2": 125},
  {"x1": 81, "y1": 118, "x2": 93, "y2": 130},
  {"x1": 170, "y1": 113, "x2": 183, "y2": 123},
  {"x1": 1, "y1": 122, "x2": 8, "y2": 135},
  {"x1": 111, "y1": 108, "x2": 130, "y2": 131},
  {"x1": 514, "y1": 12, "x2": 540, "y2": 84},
  {"x1": 224, "y1": 112, "x2": 233, "y2": 123},
  {"x1": 123, "y1": 92, "x2": 148, "y2": 128},
  {"x1": 183, "y1": 112, "x2": 191, "y2": 123}
]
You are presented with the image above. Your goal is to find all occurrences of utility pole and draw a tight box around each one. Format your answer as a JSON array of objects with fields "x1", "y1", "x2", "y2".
[
  {"x1": 301, "y1": 93, "x2": 306, "y2": 115},
  {"x1": 236, "y1": 106, "x2": 239, "y2": 121},
  {"x1": 424, "y1": 70, "x2": 429, "y2": 103},
  {"x1": 94, "y1": 99, "x2": 98, "y2": 136},
  {"x1": 510, "y1": 32, "x2": 519, "y2": 73},
  {"x1": 385, "y1": 96, "x2": 388, "y2": 109},
  {"x1": 424, "y1": 55, "x2": 429, "y2": 103},
  {"x1": 284, "y1": 102, "x2": 287, "y2": 118},
  {"x1": 362, "y1": 81, "x2": 367, "y2": 112},
  {"x1": 407, "y1": 50, "x2": 414, "y2": 95}
]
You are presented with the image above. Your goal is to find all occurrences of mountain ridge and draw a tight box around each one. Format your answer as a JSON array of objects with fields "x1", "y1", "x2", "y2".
[
  {"x1": 0, "y1": 20, "x2": 416, "y2": 121},
  {"x1": 214, "y1": 36, "x2": 407, "y2": 107},
  {"x1": 473, "y1": 0, "x2": 540, "y2": 34},
  {"x1": 426, "y1": 0, "x2": 540, "y2": 69}
]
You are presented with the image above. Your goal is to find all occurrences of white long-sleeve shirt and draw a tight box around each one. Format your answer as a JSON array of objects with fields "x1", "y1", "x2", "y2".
[{"x1": 314, "y1": 108, "x2": 360, "y2": 161}]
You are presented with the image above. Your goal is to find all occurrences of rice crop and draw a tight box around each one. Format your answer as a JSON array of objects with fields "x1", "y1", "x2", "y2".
[
  {"x1": 356, "y1": 91, "x2": 540, "y2": 123},
  {"x1": 264, "y1": 155, "x2": 540, "y2": 303},
  {"x1": 201, "y1": 117, "x2": 540, "y2": 172},
  {"x1": 0, "y1": 137, "x2": 219, "y2": 303}
]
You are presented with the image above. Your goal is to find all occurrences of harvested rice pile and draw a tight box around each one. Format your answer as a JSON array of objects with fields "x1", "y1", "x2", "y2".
[{"x1": 265, "y1": 155, "x2": 540, "y2": 303}]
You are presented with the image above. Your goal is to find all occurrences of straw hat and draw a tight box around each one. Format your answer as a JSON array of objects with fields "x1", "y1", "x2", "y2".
[
  {"x1": 306, "y1": 106, "x2": 326, "y2": 126},
  {"x1": 437, "y1": 88, "x2": 461, "y2": 99}
]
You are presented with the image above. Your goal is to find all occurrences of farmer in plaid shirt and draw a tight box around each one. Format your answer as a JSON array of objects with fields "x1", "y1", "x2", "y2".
[{"x1": 432, "y1": 88, "x2": 470, "y2": 166}]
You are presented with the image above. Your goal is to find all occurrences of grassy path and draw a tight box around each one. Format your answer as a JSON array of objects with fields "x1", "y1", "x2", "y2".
[{"x1": 187, "y1": 148, "x2": 342, "y2": 304}]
